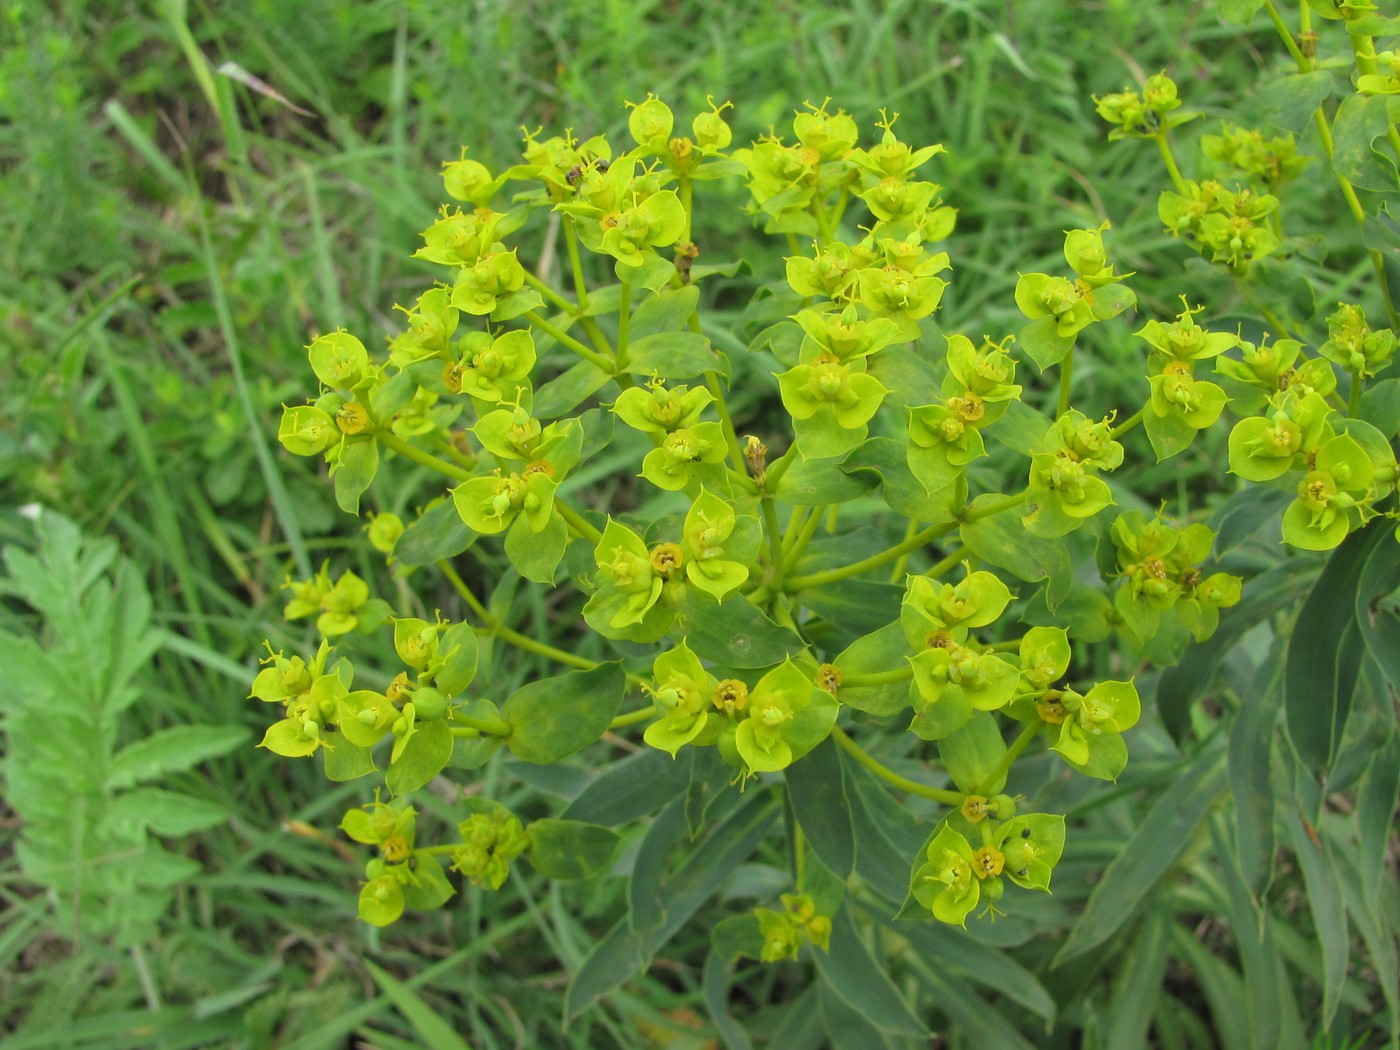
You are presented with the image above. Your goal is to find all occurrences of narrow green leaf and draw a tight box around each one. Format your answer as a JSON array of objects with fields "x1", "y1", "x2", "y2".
[
  {"x1": 1280, "y1": 804, "x2": 1348, "y2": 1027},
  {"x1": 703, "y1": 951, "x2": 756, "y2": 1050},
  {"x1": 1357, "y1": 729, "x2": 1400, "y2": 911},
  {"x1": 812, "y1": 906, "x2": 927, "y2": 1038},
  {"x1": 817, "y1": 981, "x2": 896, "y2": 1050},
  {"x1": 1285, "y1": 522, "x2": 1386, "y2": 776},
  {"x1": 1159, "y1": 559, "x2": 1313, "y2": 744},
  {"x1": 1213, "y1": 818, "x2": 1308, "y2": 1050},
  {"x1": 1104, "y1": 904, "x2": 1173, "y2": 1050},
  {"x1": 896, "y1": 922, "x2": 1056, "y2": 1026},
  {"x1": 566, "y1": 790, "x2": 777, "y2": 1018},
  {"x1": 1055, "y1": 752, "x2": 1226, "y2": 965},
  {"x1": 562, "y1": 747, "x2": 693, "y2": 825},
  {"x1": 1229, "y1": 646, "x2": 1282, "y2": 895},
  {"x1": 784, "y1": 737, "x2": 855, "y2": 878},
  {"x1": 363, "y1": 960, "x2": 471, "y2": 1050}
]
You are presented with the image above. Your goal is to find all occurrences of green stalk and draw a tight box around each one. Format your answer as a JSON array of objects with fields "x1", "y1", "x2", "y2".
[
  {"x1": 785, "y1": 520, "x2": 957, "y2": 591},
  {"x1": 974, "y1": 721, "x2": 1044, "y2": 795},
  {"x1": 922, "y1": 545, "x2": 966, "y2": 580},
  {"x1": 1263, "y1": 0, "x2": 1400, "y2": 328},
  {"x1": 377, "y1": 430, "x2": 474, "y2": 482},
  {"x1": 963, "y1": 488, "x2": 1031, "y2": 523},
  {"x1": 523, "y1": 310, "x2": 615, "y2": 372},
  {"x1": 761, "y1": 495, "x2": 786, "y2": 592},
  {"x1": 1154, "y1": 133, "x2": 1188, "y2": 196},
  {"x1": 616, "y1": 280, "x2": 632, "y2": 371},
  {"x1": 831, "y1": 727, "x2": 964, "y2": 806},
  {"x1": 841, "y1": 664, "x2": 914, "y2": 688},
  {"x1": 1110, "y1": 407, "x2": 1145, "y2": 439},
  {"x1": 521, "y1": 268, "x2": 579, "y2": 316},
  {"x1": 608, "y1": 706, "x2": 655, "y2": 730},
  {"x1": 554, "y1": 501, "x2": 604, "y2": 545},
  {"x1": 448, "y1": 711, "x2": 514, "y2": 737},
  {"x1": 564, "y1": 216, "x2": 591, "y2": 312},
  {"x1": 1058, "y1": 345, "x2": 1075, "y2": 417},
  {"x1": 439, "y1": 560, "x2": 596, "y2": 670},
  {"x1": 782, "y1": 503, "x2": 827, "y2": 572},
  {"x1": 889, "y1": 518, "x2": 920, "y2": 582},
  {"x1": 1348, "y1": 369, "x2": 1364, "y2": 417}
]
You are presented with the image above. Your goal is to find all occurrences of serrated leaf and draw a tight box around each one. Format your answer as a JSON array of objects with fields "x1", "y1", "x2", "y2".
[
  {"x1": 109, "y1": 788, "x2": 228, "y2": 837},
  {"x1": 107, "y1": 725, "x2": 250, "y2": 789}
]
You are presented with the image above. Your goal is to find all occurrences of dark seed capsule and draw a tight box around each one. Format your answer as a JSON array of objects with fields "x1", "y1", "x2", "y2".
[{"x1": 1021, "y1": 828, "x2": 1032, "y2": 839}]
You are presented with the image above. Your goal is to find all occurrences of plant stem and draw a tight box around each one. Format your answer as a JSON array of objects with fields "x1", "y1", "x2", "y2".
[
  {"x1": 963, "y1": 488, "x2": 1030, "y2": 524},
  {"x1": 761, "y1": 494, "x2": 786, "y2": 592},
  {"x1": 449, "y1": 711, "x2": 514, "y2": 737},
  {"x1": 555, "y1": 501, "x2": 603, "y2": 545},
  {"x1": 785, "y1": 520, "x2": 957, "y2": 591},
  {"x1": 616, "y1": 280, "x2": 632, "y2": 371},
  {"x1": 1058, "y1": 345, "x2": 1075, "y2": 417},
  {"x1": 782, "y1": 502, "x2": 826, "y2": 571},
  {"x1": 1263, "y1": 0, "x2": 1400, "y2": 328},
  {"x1": 524, "y1": 310, "x2": 615, "y2": 372},
  {"x1": 564, "y1": 217, "x2": 591, "y2": 312},
  {"x1": 922, "y1": 545, "x2": 966, "y2": 580},
  {"x1": 1348, "y1": 369, "x2": 1363, "y2": 417},
  {"x1": 377, "y1": 430, "x2": 474, "y2": 483},
  {"x1": 841, "y1": 664, "x2": 914, "y2": 688},
  {"x1": 521, "y1": 269, "x2": 579, "y2": 316},
  {"x1": 438, "y1": 559, "x2": 597, "y2": 670},
  {"x1": 608, "y1": 705, "x2": 655, "y2": 730},
  {"x1": 1154, "y1": 133, "x2": 1188, "y2": 196},
  {"x1": 974, "y1": 721, "x2": 1043, "y2": 795},
  {"x1": 831, "y1": 727, "x2": 964, "y2": 806},
  {"x1": 1111, "y1": 407, "x2": 1145, "y2": 439}
]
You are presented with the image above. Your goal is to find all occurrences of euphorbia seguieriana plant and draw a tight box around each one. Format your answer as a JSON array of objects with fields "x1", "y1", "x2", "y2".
[{"x1": 255, "y1": 66, "x2": 1399, "y2": 969}]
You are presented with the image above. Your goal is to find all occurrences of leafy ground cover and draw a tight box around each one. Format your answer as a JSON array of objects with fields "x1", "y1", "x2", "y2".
[{"x1": 0, "y1": 1, "x2": 1396, "y2": 1048}]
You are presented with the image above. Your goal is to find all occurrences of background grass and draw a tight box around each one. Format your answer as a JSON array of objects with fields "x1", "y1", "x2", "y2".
[{"x1": 1, "y1": 1, "x2": 1395, "y2": 1047}]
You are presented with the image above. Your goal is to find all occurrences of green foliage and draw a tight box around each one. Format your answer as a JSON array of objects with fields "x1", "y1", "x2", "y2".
[
  {"x1": 7, "y1": 0, "x2": 1400, "y2": 1046},
  {"x1": 246, "y1": 15, "x2": 1400, "y2": 1041},
  {"x1": 0, "y1": 512, "x2": 246, "y2": 945}
]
